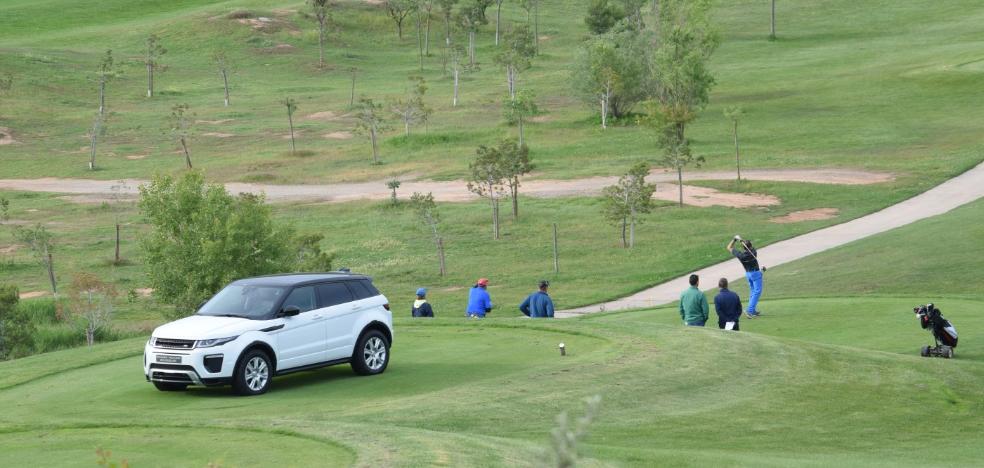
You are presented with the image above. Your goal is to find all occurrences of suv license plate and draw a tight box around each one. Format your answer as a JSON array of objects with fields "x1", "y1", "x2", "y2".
[{"x1": 156, "y1": 355, "x2": 182, "y2": 364}]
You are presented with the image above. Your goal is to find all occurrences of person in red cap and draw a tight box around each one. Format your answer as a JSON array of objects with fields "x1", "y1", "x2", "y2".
[{"x1": 466, "y1": 278, "x2": 493, "y2": 318}]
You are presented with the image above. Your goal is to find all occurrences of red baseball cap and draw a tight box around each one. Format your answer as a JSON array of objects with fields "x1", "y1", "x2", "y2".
[{"x1": 477, "y1": 278, "x2": 489, "y2": 286}]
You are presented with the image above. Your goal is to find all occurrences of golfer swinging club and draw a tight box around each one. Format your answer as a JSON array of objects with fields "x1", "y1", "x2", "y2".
[{"x1": 727, "y1": 235, "x2": 765, "y2": 318}]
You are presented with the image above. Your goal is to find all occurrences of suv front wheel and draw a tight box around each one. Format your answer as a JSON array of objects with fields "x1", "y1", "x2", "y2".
[
  {"x1": 233, "y1": 349, "x2": 273, "y2": 396},
  {"x1": 351, "y1": 330, "x2": 390, "y2": 376}
]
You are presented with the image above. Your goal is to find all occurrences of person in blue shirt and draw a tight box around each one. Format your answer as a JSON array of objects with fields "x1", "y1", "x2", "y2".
[
  {"x1": 713, "y1": 278, "x2": 742, "y2": 331},
  {"x1": 466, "y1": 278, "x2": 492, "y2": 318},
  {"x1": 411, "y1": 287, "x2": 434, "y2": 317},
  {"x1": 520, "y1": 280, "x2": 555, "y2": 318}
]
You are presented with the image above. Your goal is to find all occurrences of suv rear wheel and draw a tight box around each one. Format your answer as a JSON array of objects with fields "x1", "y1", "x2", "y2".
[
  {"x1": 233, "y1": 349, "x2": 273, "y2": 396},
  {"x1": 351, "y1": 329, "x2": 390, "y2": 376}
]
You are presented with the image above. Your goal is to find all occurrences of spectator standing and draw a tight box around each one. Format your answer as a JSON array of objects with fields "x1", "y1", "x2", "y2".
[
  {"x1": 713, "y1": 278, "x2": 742, "y2": 331},
  {"x1": 412, "y1": 287, "x2": 434, "y2": 317},
  {"x1": 679, "y1": 274, "x2": 709, "y2": 327}
]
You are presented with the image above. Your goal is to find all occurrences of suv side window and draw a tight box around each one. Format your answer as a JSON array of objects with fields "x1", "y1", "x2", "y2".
[
  {"x1": 317, "y1": 282, "x2": 354, "y2": 308},
  {"x1": 282, "y1": 286, "x2": 317, "y2": 313},
  {"x1": 346, "y1": 281, "x2": 375, "y2": 300}
]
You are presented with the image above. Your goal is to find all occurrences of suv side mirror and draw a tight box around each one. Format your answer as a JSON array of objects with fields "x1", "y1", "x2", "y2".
[
  {"x1": 280, "y1": 305, "x2": 301, "y2": 317},
  {"x1": 196, "y1": 300, "x2": 208, "y2": 311}
]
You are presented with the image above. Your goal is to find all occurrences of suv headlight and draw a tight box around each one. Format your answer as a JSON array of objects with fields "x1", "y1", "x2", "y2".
[{"x1": 196, "y1": 336, "x2": 238, "y2": 348}]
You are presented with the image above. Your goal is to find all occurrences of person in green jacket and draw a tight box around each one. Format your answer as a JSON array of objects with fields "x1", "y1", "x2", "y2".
[{"x1": 679, "y1": 274, "x2": 709, "y2": 327}]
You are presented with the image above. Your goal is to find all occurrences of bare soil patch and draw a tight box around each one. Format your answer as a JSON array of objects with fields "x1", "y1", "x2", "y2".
[
  {"x1": 306, "y1": 111, "x2": 340, "y2": 121},
  {"x1": 196, "y1": 119, "x2": 235, "y2": 125},
  {"x1": 770, "y1": 208, "x2": 840, "y2": 224},
  {"x1": 203, "y1": 132, "x2": 234, "y2": 138},
  {"x1": 282, "y1": 131, "x2": 303, "y2": 140},
  {"x1": 261, "y1": 44, "x2": 296, "y2": 54},
  {"x1": 19, "y1": 291, "x2": 46, "y2": 299},
  {"x1": 125, "y1": 154, "x2": 147, "y2": 160},
  {"x1": 135, "y1": 288, "x2": 154, "y2": 297},
  {"x1": 0, "y1": 127, "x2": 16, "y2": 145},
  {"x1": 0, "y1": 244, "x2": 20, "y2": 254},
  {"x1": 324, "y1": 131, "x2": 354, "y2": 140},
  {"x1": 529, "y1": 115, "x2": 553, "y2": 123}
]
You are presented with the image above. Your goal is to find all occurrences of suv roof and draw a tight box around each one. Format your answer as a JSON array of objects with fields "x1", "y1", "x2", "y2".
[{"x1": 232, "y1": 272, "x2": 371, "y2": 287}]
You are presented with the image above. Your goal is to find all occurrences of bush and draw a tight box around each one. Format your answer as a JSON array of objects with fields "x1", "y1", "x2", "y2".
[{"x1": 0, "y1": 285, "x2": 36, "y2": 359}]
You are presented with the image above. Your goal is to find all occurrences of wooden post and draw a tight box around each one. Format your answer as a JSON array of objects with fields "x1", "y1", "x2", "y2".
[
  {"x1": 47, "y1": 252, "x2": 57, "y2": 295},
  {"x1": 552, "y1": 223, "x2": 559, "y2": 273},
  {"x1": 115, "y1": 223, "x2": 121, "y2": 264},
  {"x1": 437, "y1": 237, "x2": 447, "y2": 276}
]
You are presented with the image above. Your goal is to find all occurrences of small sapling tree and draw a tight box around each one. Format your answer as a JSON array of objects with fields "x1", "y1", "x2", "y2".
[
  {"x1": 724, "y1": 105, "x2": 745, "y2": 181},
  {"x1": 354, "y1": 97, "x2": 389, "y2": 164},
  {"x1": 145, "y1": 34, "x2": 167, "y2": 98},
  {"x1": 309, "y1": 0, "x2": 333, "y2": 68},
  {"x1": 385, "y1": 0, "x2": 417, "y2": 40},
  {"x1": 211, "y1": 50, "x2": 234, "y2": 106},
  {"x1": 283, "y1": 97, "x2": 299, "y2": 154},
  {"x1": 387, "y1": 179, "x2": 402, "y2": 205},
  {"x1": 87, "y1": 112, "x2": 107, "y2": 171},
  {"x1": 13, "y1": 224, "x2": 57, "y2": 295},
  {"x1": 437, "y1": 0, "x2": 460, "y2": 43},
  {"x1": 457, "y1": 1, "x2": 488, "y2": 67},
  {"x1": 450, "y1": 42, "x2": 465, "y2": 106},
  {"x1": 494, "y1": 24, "x2": 536, "y2": 99},
  {"x1": 109, "y1": 180, "x2": 130, "y2": 264},
  {"x1": 410, "y1": 192, "x2": 446, "y2": 276},
  {"x1": 165, "y1": 104, "x2": 195, "y2": 169},
  {"x1": 498, "y1": 139, "x2": 533, "y2": 219},
  {"x1": 602, "y1": 162, "x2": 656, "y2": 248},
  {"x1": 390, "y1": 76, "x2": 432, "y2": 136},
  {"x1": 550, "y1": 395, "x2": 603, "y2": 468},
  {"x1": 0, "y1": 285, "x2": 36, "y2": 360},
  {"x1": 0, "y1": 197, "x2": 9, "y2": 224},
  {"x1": 585, "y1": 0, "x2": 625, "y2": 34},
  {"x1": 571, "y1": 28, "x2": 651, "y2": 124},
  {"x1": 519, "y1": 0, "x2": 541, "y2": 54},
  {"x1": 467, "y1": 144, "x2": 507, "y2": 240},
  {"x1": 502, "y1": 90, "x2": 538, "y2": 146},
  {"x1": 0, "y1": 73, "x2": 12, "y2": 120},
  {"x1": 95, "y1": 49, "x2": 122, "y2": 115},
  {"x1": 69, "y1": 272, "x2": 118, "y2": 347}
]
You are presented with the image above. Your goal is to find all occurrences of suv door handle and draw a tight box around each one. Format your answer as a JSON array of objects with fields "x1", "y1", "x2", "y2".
[{"x1": 311, "y1": 314, "x2": 323, "y2": 319}]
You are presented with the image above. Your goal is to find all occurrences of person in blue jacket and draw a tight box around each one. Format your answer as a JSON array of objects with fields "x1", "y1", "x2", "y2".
[
  {"x1": 466, "y1": 278, "x2": 492, "y2": 318},
  {"x1": 411, "y1": 288, "x2": 434, "y2": 317},
  {"x1": 520, "y1": 280, "x2": 555, "y2": 318}
]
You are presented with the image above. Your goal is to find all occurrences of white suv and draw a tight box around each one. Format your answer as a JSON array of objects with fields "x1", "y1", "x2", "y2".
[{"x1": 144, "y1": 273, "x2": 393, "y2": 395}]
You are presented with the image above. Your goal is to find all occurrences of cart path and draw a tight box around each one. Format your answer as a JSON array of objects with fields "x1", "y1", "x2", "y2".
[
  {"x1": 557, "y1": 161, "x2": 984, "y2": 317},
  {"x1": 0, "y1": 168, "x2": 892, "y2": 208}
]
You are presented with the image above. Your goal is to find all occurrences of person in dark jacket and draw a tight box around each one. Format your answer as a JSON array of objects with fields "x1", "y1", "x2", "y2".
[
  {"x1": 713, "y1": 278, "x2": 742, "y2": 331},
  {"x1": 466, "y1": 278, "x2": 493, "y2": 318},
  {"x1": 411, "y1": 287, "x2": 434, "y2": 317},
  {"x1": 520, "y1": 280, "x2": 555, "y2": 318}
]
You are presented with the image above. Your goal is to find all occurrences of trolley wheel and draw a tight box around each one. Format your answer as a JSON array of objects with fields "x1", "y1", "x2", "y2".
[
  {"x1": 920, "y1": 346, "x2": 930, "y2": 357},
  {"x1": 945, "y1": 347, "x2": 954, "y2": 359}
]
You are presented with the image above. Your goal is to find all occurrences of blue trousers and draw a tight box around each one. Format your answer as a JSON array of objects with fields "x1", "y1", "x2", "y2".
[{"x1": 746, "y1": 270, "x2": 763, "y2": 314}]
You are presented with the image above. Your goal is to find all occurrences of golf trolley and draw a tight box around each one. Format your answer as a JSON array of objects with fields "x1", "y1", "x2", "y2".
[{"x1": 914, "y1": 303, "x2": 958, "y2": 359}]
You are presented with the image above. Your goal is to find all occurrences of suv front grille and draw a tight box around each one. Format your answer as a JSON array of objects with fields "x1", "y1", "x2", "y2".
[
  {"x1": 152, "y1": 371, "x2": 193, "y2": 383},
  {"x1": 155, "y1": 338, "x2": 196, "y2": 349}
]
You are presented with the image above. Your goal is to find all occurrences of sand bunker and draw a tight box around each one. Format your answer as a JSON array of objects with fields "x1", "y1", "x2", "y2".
[
  {"x1": 324, "y1": 131, "x2": 354, "y2": 140},
  {"x1": 770, "y1": 208, "x2": 840, "y2": 223}
]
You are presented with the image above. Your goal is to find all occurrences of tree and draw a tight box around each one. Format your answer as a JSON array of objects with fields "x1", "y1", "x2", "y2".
[
  {"x1": 769, "y1": 0, "x2": 776, "y2": 40},
  {"x1": 144, "y1": 34, "x2": 167, "y2": 98},
  {"x1": 585, "y1": 0, "x2": 625, "y2": 35},
  {"x1": 353, "y1": 97, "x2": 389, "y2": 164},
  {"x1": 724, "y1": 106, "x2": 745, "y2": 181},
  {"x1": 87, "y1": 111, "x2": 107, "y2": 171},
  {"x1": 0, "y1": 284, "x2": 35, "y2": 360},
  {"x1": 138, "y1": 171, "x2": 297, "y2": 315},
  {"x1": 457, "y1": 0, "x2": 489, "y2": 67},
  {"x1": 647, "y1": 0, "x2": 718, "y2": 206},
  {"x1": 602, "y1": 162, "x2": 655, "y2": 248},
  {"x1": 283, "y1": 97, "x2": 298, "y2": 154},
  {"x1": 620, "y1": 0, "x2": 647, "y2": 29},
  {"x1": 502, "y1": 90, "x2": 538, "y2": 146},
  {"x1": 410, "y1": 192, "x2": 446, "y2": 276},
  {"x1": 309, "y1": 0, "x2": 333, "y2": 68},
  {"x1": 0, "y1": 197, "x2": 9, "y2": 224},
  {"x1": 467, "y1": 144, "x2": 507, "y2": 240},
  {"x1": 437, "y1": 0, "x2": 460, "y2": 43},
  {"x1": 420, "y1": 0, "x2": 436, "y2": 55},
  {"x1": 450, "y1": 42, "x2": 465, "y2": 106},
  {"x1": 95, "y1": 50, "x2": 122, "y2": 115},
  {"x1": 497, "y1": 139, "x2": 533, "y2": 219},
  {"x1": 494, "y1": 24, "x2": 536, "y2": 99},
  {"x1": 69, "y1": 272, "x2": 117, "y2": 347},
  {"x1": 390, "y1": 76, "x2": 432, "y2": 136},
  {"x1": 109, "y1": 180, "x2": 130, "y2": 265},
  {"x1": 571, "y1": 25, "x2": 652, "y2": 122},
  {"x1": 165, "y1": 104, "x2": 195, "y2": 169},
  {"x1": 292, "y1": 234, "x2": 335, "y2": 271},
  {"x1": 387, "y1": 179, "x2": 402, "y2": 205},
  {"x1": 13, "y1": 224, "x2": 57, "y2": 295},
  {"x1": 519, "y1": 0, "x2": 540, "y2": 54},
  {"x1": 211, "y1": 50, "x2": 233, "y2": 106},
  {"x1": 550, "y1": 396, "x2": 602, "y2": 468},
  {"x1": 494, "y1": 0, "x2": 506, "y2": 44},
  {"x1": 385, "y1": 0, "x2": 417, "y2": 40}
]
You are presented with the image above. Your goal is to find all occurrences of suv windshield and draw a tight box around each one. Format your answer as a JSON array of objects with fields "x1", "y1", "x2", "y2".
[{"x1": 197, "y1": 284, "x2": 288, "y2": 319}]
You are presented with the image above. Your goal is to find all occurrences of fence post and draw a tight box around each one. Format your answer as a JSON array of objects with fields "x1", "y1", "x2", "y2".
[
  {"x1": 437, "y1": 237, "x2": 447, "y2": 277},
  {"x1": 552, "y1": 223, "x2": 559, "y2": 274}
]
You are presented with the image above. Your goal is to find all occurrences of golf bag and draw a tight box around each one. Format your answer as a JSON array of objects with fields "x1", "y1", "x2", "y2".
[{"x1": 914, "y1": 303, "x2": 958, "y2": 358}]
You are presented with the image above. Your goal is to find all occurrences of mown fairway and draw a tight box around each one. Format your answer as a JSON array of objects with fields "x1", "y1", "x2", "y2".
[{"x1": 2, "y1": 199, "x2": 984, "y2": 467}]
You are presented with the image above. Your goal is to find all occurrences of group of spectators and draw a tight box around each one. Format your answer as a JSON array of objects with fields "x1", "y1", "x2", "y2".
[
  {"x1": 678, "y1": 236, "x2": 766, "y2": 330},
  {"x1": 410, "y1": 278, "x2": 555, "y2": 319}
]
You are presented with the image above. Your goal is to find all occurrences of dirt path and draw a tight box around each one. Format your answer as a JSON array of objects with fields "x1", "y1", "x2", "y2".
[
  {"x1": 556, "y1": 161, "x2": 984, "y2": 317},
  {"x1": 0, "y1": 168, "x2": 892, "y2": 209}
]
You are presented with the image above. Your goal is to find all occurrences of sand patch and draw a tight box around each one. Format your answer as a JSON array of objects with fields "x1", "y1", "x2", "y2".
[
  {"x1": 203, "y1": 132, "x2": 234, "y2": 138},
  {"x1": 125, "y1": 154, "x2": 147, "y2": 160},
  {"x1": 19, "y1": 291, "x2": 46, "y2": 299},
  {"x1": 324, "y1": 131, "x2": 353, "y2": 140},
  {"x1": 0, "y1": 127, "x2": 15, "y2": 145},
  {"x1": 529, "y1": 115, "x2": 553, "y2": 123},
  {"x1": 196, "y1": 119, "x2": 235, "y2": 125},
  {"x1": 770, "y1": 208, "x2": 840, "y2": 224},
  {"x1": 306, "y1": 111, "x2": 339, "y2": 121},
  {"x1": 0, "y1": 244, "x2": 20, "y2": 254},
  {"x1": 135, "y1": 288, "x2": 154, "y2": 297},
  {"x1": 283, "y1": 131, "x2": 302, "y2": 140}
]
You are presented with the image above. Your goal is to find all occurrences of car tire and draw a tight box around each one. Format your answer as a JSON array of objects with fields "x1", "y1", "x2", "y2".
[
  {"x1": 233, "y1": 349, "x2": 273, "y2": 396},
  {"x1": 351, "y1": 329, "x2": 390, "y2": 376},
  {"x1": 153, "y1": 381, "x2": 188, "y2": 392}
]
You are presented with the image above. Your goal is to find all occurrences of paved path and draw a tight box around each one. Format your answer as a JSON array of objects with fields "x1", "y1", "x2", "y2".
[
  {"x1": 0, "y1": 168, "x2": 891, "y2": 209},
  {"x1": 557, "y1": 161, "x2": 984, "y2": 317}
]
